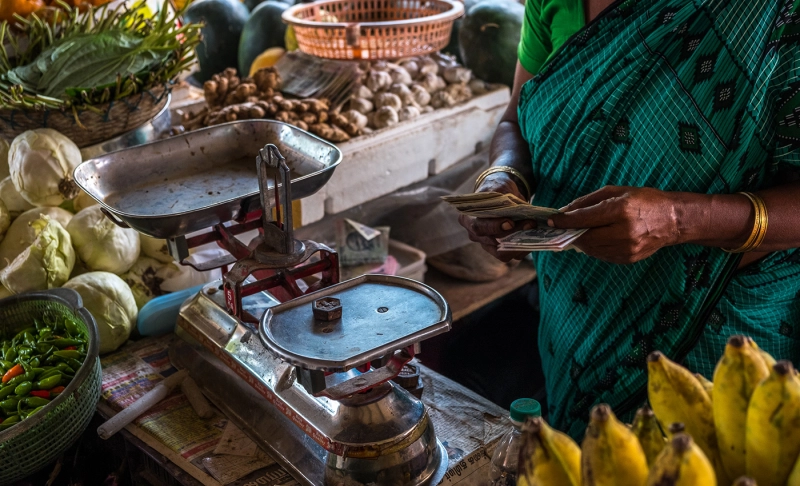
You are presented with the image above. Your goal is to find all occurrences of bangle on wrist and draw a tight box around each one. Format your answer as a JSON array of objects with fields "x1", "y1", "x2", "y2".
[
  {"x1": 474, "y1": 166, "x2": 532, "y2": 201},
  {"x1": 723, "y1": 192, "x2": 768, "y2": 253}
]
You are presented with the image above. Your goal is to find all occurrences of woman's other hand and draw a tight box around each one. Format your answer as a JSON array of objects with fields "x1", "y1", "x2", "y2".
[
  {"x1": 458, "y1": 172, "x2": 536, "y2": 262},
  {"x1": 548, "y1": 186, "x2": 681, "y2": 264}
]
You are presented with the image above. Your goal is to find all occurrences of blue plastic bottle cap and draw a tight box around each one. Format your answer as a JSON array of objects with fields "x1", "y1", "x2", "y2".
[{"x1": 509, "y1": 398, "x2": 541, "y2": 423}]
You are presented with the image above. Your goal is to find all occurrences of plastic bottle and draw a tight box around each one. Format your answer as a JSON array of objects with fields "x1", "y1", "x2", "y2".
[{"x1": 488, "y1": 398, "x2": 542, "y2": 486}]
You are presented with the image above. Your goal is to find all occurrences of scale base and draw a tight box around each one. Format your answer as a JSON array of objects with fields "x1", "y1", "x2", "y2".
[{"x1": 170, "y1": 289, "x2": 448, "y2": 486}]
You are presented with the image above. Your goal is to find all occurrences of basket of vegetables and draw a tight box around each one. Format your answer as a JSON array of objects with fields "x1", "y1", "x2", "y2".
[
  {"x1": 0, "y1": 0, "x2": 201, "y2": 148},
  {"x1": 0, "y1": 287, "x2": 101, "y2": 484}
]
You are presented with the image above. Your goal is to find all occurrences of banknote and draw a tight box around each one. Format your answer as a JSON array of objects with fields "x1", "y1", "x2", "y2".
[
  {"x1": 335, "y1": 219, "x2": 390, "y2": 266},
  {"x1": 442, "y1": 192, "x2": 558, "y2": 221},
  {"x1": 496, "y1": 227, "x2": 587, "y2": 252}
]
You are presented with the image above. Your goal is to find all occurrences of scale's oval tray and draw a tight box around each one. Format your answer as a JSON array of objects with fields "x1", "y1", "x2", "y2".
[
  {"x1": 259, "y1": 275, "x2": 452, "y2": 372},
  {"x1": 73, "y1": 120, "x2": 342, "y2": 239}
]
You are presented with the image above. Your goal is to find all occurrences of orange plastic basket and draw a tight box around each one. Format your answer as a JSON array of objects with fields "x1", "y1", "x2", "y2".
[{"x1": 282, "y1": 0, "x2": 465, "y2": 60}]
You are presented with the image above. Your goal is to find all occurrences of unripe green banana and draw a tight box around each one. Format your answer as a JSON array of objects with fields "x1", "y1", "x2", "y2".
[
  {"x1": 630, "y1": 406, "x2": 664, "y2": 467},
  {"x1": 580, "y1": 404, "x2": 648, "y2": 486},
  {"x1": 645, "y1": 433, "x2": 717, "y2": 486},
  {"x1": 745, "y1": 360, "x2": 800, "y2": 486},
  {"x1": 713, "y1": 335, "x2": 770, "y2": 480}
]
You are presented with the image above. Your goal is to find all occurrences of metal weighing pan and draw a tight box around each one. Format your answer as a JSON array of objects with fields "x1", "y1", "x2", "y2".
[{"x1": 73, "y1": 120, "x2": 342, "y2": 239}]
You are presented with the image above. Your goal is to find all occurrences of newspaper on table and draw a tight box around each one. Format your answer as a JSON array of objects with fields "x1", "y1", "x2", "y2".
[{"x1": 99, "y1": 334, "x2": 508, "y2": 486}]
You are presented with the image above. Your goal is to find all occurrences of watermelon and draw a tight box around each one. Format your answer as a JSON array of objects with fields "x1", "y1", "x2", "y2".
[
  {"x1": 458, "y1": 0, "x2": 524, "y2": 87},
  {"x1": 238, "y1": 1, "x2": 290, "y2": 75},
  {"x1": 183, "y1": 0, "x2": 250, "y2": 81},
  {"x1": 245, "y1": 0, "x2": 295, "y2": 13},
  {"x1": 443, "y1": 0, "x2": 482, "y2": 63}
]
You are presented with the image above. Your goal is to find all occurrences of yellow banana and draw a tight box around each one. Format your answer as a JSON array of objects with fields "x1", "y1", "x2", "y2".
[
  {"x1": 580, "y1": 404, "x2": 649, "y2": 486},
  {"x1": 694, "y1": 373, "x2": 713, "y2": 399},
  {"x1": 788, "y1": 449, "x2": 800, "y2": 486},
  {"x1": 647, "y1": 351, "x2": 727, "y2": 483},
  {"x1": 745, "y1": 360, "x2": 800, "y2": 486},
  {"x1": 733, "y1": 477, "x2": 758, "y2": 486},
  {"x1": 645, "y1": 433, "x2": 717, "y2": 486},
  {"x1": 518, "y1": 417, "x2": 581, "y2": 486},
  {"x1": 713, "y1": 335, "x2": 770, "y2": 480},
  {"x1": 751, "y1": 340, "x2": 777, "y2": 368},
  {"x1": 630, "y1": 406, "x2": 664, "y2": 467}
]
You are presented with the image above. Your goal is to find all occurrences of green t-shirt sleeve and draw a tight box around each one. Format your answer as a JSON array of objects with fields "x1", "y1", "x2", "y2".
[
  {"x1": 517, "y1": 0, "x2": 552, "y2": 75},
  {"x1": 518, "y1": 0, "x2": 585, "y2": 75}
]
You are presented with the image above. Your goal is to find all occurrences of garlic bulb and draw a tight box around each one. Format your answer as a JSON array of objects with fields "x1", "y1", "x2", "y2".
[
  {"x1": 366, "y1": 70, "x2": 392, "y2": 92},
  {"x1": 354, "y1": 85, "x2": 374, "y2": 100},
  {"x1": 349, "y1": 97, "x2": 374, "y2": 114},
  {"x1": 444, "y1": 66, "x2": 472, "y2": 84},
  {"x1": 390, "y1": 84, "x2": 414, "y2": 106},
  {"x1": 418, "y1": 57, "x2": 438, "y2": 76},
  {"x1": 468, "y1": 78, "x2": 489, "y2": 96},
  {"x1": 389, "y1": 65, "x2": 413, "y2": 85},
  {"x1": 399, "y1": 59, "x2": 420, "y2": 79},
  {"x1": 410, "y1": 84, "x2": 431, "y2": 107},
  {"x1": 372, "y1": 106, "x2": 399, "y2": 129},
  {"x1": 343, "y1": 110, "x2": 369, "y2": 129},
  {"x1": 374, "y1": 92, "x2": 403, "y2": 111},
  {"x1": 398, "y1": 105, "x2": 421, "y2": 122}
]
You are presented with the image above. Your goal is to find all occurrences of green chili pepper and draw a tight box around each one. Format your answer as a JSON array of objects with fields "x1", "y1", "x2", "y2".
[
  {"x1": 7, "y1": 372, "x2": 34, "y2": 387},
  {"x1": 0, "y1": 360, "x2": 11, "y2": 370},
  {"x1": 11, "y1": 328, "x2": 34, "y2": 344},
  {"x1": 64, "y1": 319, "x2": 80, "y2": 337},
  {"x1": 26, "y1": 405, "x2": 45, "y2": 417},
  {"x1": 48, "y1": 338, "x2": 84, "y2": 347},
  {"x1": 14, "y1": 382, "x2": 32, "y2": 396},
  {"x1": 0, "y1": 397, "x2": 20, "y2": 411},
  {"x1": 0, "y1": 414, "x2": 19, "y2": 430},
  {"x1": 16, "y1": 346, "x2": 32, "y2": 357},
  {"x1": 28, "y1": 357, "x2": 40, "y2": 368},
  {"x1": 37, "y1": 368, "x2": 61, "y2": 380},
  {"x1": 38, "y1": 328, "x2": 52, "y2": 340},
  {"x1": 5, "y1": 347, "x2": 17, "y2": 362},
  {"x1": 52, "y1": 350, "x2": 81, "y2": 360},
  {"x1": 0, "y1": 384, "x2": 15, "y2": 400},
  {"x1": 22, "y1": 396, "x2": 49, "y2": 408},
  {"x1": 67, "y1": 358, "x2": 83, "y2": 370},
  {"x1": 23, "y1": 332, "x2": 36, "y2": 348},
  {"x1": 35, "y1": 374, "x2": 61, "y2": 390}
]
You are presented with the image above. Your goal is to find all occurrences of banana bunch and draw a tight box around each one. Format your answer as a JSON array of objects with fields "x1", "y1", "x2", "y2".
[
  {"x1": 517, "y1": 335, "x2": 800, "y2": 486},
  {"x1": 646, "y1": 335, "x2": 800, "y2": 486}
]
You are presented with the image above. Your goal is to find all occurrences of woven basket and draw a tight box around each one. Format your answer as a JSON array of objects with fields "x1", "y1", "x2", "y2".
[
  {"x1": 0, "y1": 288, "x2": 101, "y2": 484},
  {"x1": 0, "y1": 85, "x2": 170, "y2": 148},
  {"x1": 283, "y1": 0, "x2": 464, "y2": 60}
]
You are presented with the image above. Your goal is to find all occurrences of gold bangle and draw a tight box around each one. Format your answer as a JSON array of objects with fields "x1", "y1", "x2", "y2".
[
  {"x1": 724, "y1": 192, "x2": 768, "y2": 253},
  {"x1": 474, "y1": 166, "x2": 532, "y2": 200}
]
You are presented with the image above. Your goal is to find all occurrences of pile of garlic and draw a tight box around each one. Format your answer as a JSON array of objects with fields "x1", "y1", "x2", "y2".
[{"x1": 343, "y1": 53, "x2": 492, "y2": 132}]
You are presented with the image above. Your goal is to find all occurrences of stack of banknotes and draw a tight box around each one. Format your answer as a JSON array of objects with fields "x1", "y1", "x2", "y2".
[{"x1": 442, "y1": 192, "x2": 587, "y2": 252}]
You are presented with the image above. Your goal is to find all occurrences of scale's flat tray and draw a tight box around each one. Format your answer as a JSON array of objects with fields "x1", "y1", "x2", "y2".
[
  {"x1": 259, "y1": 275, "x2": 452, "y2": 372},
  {"x1": 73, "y1": 120, "x2": 342, "y2": 239}
]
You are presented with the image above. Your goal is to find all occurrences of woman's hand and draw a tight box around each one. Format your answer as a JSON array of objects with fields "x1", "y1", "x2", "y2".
[
  {"x1": 548, "y1": 186, "x2": 681, "y2": 264},
  {"x1": 458, "y1": 173, "x2": 536, "y2": 262}
]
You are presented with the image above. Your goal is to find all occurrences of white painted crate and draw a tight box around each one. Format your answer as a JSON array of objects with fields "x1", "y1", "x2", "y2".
[{"x1": 300, "y1": 87, "x2": 510, "y2": 225}]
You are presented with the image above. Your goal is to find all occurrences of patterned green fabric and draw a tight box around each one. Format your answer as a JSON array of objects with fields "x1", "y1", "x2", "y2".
[
  {"x1": 517, "y1": 0, "x2": 800, "y2": 439},
  {"x1": 518, "y1": 0, "x2": 585, "y2": 75}
]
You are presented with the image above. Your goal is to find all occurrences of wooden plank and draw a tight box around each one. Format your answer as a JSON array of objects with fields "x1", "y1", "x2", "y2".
[{"x1": 425, "y1": 262, "x2": 537, "y2": 321}]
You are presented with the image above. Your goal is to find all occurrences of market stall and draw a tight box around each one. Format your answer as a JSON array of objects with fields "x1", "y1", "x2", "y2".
[{"x1": 0, "y1": 0, "x2": 534, "y2": 483}]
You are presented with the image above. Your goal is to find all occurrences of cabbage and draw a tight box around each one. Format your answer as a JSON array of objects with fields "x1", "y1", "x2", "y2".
[
  {"x1": 73, "y1": 190, "x2": 98, "y2": 213},
  {"x1": 0, "y1": 138, "x2": 10, "y2": 180},
  {"x1": 9, "y1": 129, "x2": 82, "y2": 207},
  {"x1": 140, "y1": 234, "x2": 174, "y2": 264},
  {"x1": 0, "y1": 176, "x2": 34, "y2": 218},
  {"x1": 0, "y1": 199, "x2": 9, "y2": 242},
  {"x1": 0, "y1": 216, "x2": 75, "y2": 293},
  {"x1": 67, "y1": 205, "x2": 140, "y2": 274},
  {"x1": 63, "y1": 271, "x2": 137, "y2": 354},
  {"x1": 0, "y1": 206, "x2": 73, "y2": 268}
]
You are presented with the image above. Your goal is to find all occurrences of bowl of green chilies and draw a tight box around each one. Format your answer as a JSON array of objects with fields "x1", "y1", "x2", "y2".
[{"x1": 0, "y1": 288, "x2": 101, "y2": 484}]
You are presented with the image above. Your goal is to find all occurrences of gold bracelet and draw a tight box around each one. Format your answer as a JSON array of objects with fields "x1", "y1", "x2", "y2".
[
  {"x1": 474, "y1": 166, "x2": 532, "y2": 201},
  {"x1": 724, "y1": 192, "x2": 768, "y2": 253}
]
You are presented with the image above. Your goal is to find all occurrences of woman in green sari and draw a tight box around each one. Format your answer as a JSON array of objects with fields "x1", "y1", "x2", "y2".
[{"x1": 459, "y1": 0, "x2": 800, "y2": 438}]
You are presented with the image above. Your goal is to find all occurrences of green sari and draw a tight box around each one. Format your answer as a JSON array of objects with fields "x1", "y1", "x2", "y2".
[{"x1": 518, "y1": 0, "x2": 800, "y2": 438}]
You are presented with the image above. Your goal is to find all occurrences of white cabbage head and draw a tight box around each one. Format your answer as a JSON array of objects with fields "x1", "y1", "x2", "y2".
[
  {"x1": 9, "y1": 129, "x2": 82, "y2": 207},
  {"x1": 0, "y1": 216, "x2": 75, "y2": 293},
  {"x1": 67, "y1": 205, "x2": 140, "y2": 275},
  {"x1": 64, "y1": 271, "x2": 138, "y2": 354}
]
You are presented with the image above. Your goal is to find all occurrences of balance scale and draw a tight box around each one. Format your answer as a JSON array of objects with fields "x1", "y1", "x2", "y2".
[{"x1": 75, "y1": 121, "x2": 453, "y2": 485}]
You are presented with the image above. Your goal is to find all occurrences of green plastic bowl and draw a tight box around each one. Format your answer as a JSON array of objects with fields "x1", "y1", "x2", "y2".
[{"x1": 0, "y1": 288, "x2": 101, "y2": 484}]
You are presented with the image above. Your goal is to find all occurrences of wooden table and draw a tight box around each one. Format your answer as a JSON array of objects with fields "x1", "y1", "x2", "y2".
[{"x1": 425, "y1": 261, "x2": 537, "y2": 321}]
